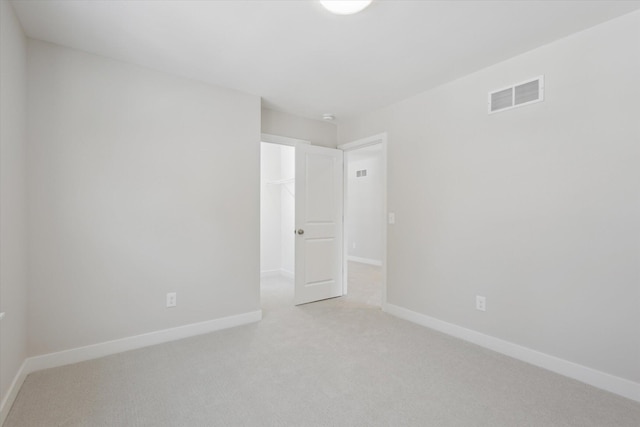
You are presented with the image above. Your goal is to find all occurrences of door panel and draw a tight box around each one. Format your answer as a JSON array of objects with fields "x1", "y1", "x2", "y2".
[
  {"x1": 305, "y1": 239, "x2": 334, "y2": 283},
  {"x1": 294, "y1": 144, "x2": 343, "y2": 305}
]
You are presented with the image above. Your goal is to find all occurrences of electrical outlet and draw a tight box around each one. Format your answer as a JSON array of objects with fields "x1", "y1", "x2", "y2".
[
  {"x1": 166, "y1": 292, "x2": 177, "y2": 308},
  {"x1": 388, "y1": 212, "x2": 395, "y2": 224},
  {"x1": 476, "y1": 295, "x2": 486, "y2": 311}
]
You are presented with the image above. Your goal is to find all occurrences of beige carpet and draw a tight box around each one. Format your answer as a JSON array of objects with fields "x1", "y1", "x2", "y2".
[{"x1": 5, "y1": 262, "x2": 640, "y2": 426}]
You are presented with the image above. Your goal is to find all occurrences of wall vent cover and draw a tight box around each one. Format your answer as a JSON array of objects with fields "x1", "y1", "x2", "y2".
[{"x1": 489, "y1": 76, "x2": 544, "y2": 114}]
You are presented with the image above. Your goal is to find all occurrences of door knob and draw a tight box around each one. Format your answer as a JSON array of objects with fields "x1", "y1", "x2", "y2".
[{"x1": 297, "y1": 229, "x2": 304, "y2": 235}]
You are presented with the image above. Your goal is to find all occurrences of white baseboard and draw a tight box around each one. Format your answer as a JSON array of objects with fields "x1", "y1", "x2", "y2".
[
  {"x1": 261, "y1": 269, "x2": 294, "y2": 279},
  {"x1": 384, "y1": 303, "x2": 640, "y2": 402},
  {"x1": 348, "y1": 256, "x2": 382, "y2": 266},
  {"x1": 0, "y1": 309, "x2": 262, "y2": 425},
  {"x1": 26, "y1": 310, "x2": 262, "y2": 373},
  {"x1": 260, "y1": 269, "x2": 280, "y2": 278},
  {"x1": 0, "y1": 360, "x2": 28, "y2": 426},
  {"x1": 280, "y1": 269, "x2": 294, "y2": 279}
]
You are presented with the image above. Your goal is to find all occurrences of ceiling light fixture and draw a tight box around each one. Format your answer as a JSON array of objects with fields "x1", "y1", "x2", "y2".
[
  {"x1": 320, "y1": 1, "x2": 372, "y2": 15},
  {"x1": 322, "y1": 113, "x2": 336, "y2": 121}
]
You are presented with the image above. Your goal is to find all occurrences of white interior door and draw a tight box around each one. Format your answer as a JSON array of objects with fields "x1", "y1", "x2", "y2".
[{"x1": 294, "y1": 144, "x2": 344, "y2": 305}]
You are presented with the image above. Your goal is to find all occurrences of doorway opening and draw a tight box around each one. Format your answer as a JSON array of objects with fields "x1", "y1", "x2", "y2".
[
  {"x1": 260, "y1": 133, "x2": 384, "y2": 309},
  {"x1": 260, "y1": 140, "x2": 296, "y2": 306},
  {"x1": 340, "y1": 134, "x2": 387, "y2": 309}
]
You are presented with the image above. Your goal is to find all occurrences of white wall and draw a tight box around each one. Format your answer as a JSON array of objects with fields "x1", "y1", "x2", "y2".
[
  {"x1": 261, "y1": 108, "x2": 337, "y2": 148},
  {"x1": 27, "y1": 40, "x2": 261, "y2": 356},
  {"x1": 260, "y1": 142, "x2": 294, "y2": 277},
  {"x1": 0, "y1": 0, "x2": 28, "y2": 412},
  {"x1": 346, "y1": 146, "x2": 383, "y2": 265},
  {"x1": 339, "y1": 11, "x2": 640, "y2": 384}
]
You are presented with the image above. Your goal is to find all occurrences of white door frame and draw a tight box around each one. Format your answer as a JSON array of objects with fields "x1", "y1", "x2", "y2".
[
  {"x1": 261, "y1": 133, "x2": 311, "y2": 147},
  {"x1": 338, "y1": 133, "x2": 388, "y2": 308}
]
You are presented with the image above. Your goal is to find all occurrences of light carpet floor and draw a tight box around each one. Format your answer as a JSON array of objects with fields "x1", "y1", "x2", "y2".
[{"x1": 5, "y1": 262, "x2": 640, "y2": 426}]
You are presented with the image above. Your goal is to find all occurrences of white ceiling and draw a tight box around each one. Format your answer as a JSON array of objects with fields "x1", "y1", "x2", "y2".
[{"x1": 11, "y1": 0, "x2": 640, "y2": 122}]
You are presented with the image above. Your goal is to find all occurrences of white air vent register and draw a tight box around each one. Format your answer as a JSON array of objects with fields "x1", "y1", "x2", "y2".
[{"x1": 489, "y1": 76, "x2": 544, "y2": 113}]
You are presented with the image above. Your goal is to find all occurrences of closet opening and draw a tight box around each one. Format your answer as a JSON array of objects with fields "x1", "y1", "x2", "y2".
[{"x1": 260, "y1": 141, "x2": 295, "y2": 304}]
